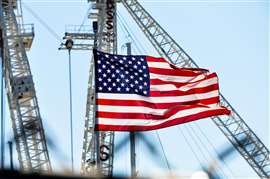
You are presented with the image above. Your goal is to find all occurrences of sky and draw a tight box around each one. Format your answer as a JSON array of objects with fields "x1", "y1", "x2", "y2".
[{"x1": 1, "y1": 0, "x2": 269, "y2": 178}]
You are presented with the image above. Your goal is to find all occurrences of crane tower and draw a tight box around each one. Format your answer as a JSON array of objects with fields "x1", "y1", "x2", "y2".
[
  {"x1": 60, "y1": 0, "x2": 118, "y2": 176},
  {"x1": 0, "y1": 0, "x2": 51, "y2": 172}
]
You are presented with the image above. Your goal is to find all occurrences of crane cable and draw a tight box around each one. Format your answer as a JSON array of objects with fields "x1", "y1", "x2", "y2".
[
  {"x1": 193, "y1": 123, "x2": 235, "y2": 176},
  {"x1": 186, "y1": 124, "x2": 228, "y2": 178},
  {"x1": 21, "y1": 2, "x2": 62, "y2": 42},
  {"x1": 176, "y1": 126, "x2": 204, "y2": 168},
  {"x1": 117, "y1": 11, "x2": 145, "y2": 54},
  {"x1": 155, "y1": 131, "x2": 172, "y2": 173},
  {"x1": 77, "y1": 5, "x2": 92, "y2": 33}
]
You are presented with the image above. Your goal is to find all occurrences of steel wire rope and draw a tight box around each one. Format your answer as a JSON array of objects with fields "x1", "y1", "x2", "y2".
[
  {"x1": 117, "y1": 10, "x2": 146, "y2": 54},
  {"x1": 176, "y1": 126, "x2": 204, "y2": 168},
  {"x1": 67, "y1": 50, "x2": 74, "y2": 173},
  {"x1": 22, "y1": 2, "x2": 62, "y2": 42},
  {"x1": 117, "y1": 15, "x2": 144, "y2": 55},
  {"x1": 77, "y1": 5, "x2": 92, "y2": 33},
  {"x1": 193, "y1": 122, "x2": 235, "y2": 177},
  {"x1": 155, "y1": 131, "x2": 172, "y2": 174},
  {"x1": 76, "y1": 4, "x2": 93, "y2": 48},
  {"x1": 187, "y1": 124, "x2": 228, "y2": 178},
  {"x1": 177, "y1": 125, "x2": 225, "y2": 177},
  {"x1": 183, "y1": 126, "x2": 213, "y2": 165},
  {"x1": 118, "y1": 23, "x2": 141, "y2": 56}
]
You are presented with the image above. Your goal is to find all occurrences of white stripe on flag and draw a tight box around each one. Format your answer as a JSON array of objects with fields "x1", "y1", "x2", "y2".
[
  {"x1": 150, "y1": 73, "x2": 207, "y2": 83},
  {"x1": 98, "y1": 104, "x2": 218, "y2": 115},
  {"x1": 150, "y1": 76, "x2": 218, "y2": 91},
  {"x1": 97, "y1": 105, "x2": 224, "y2": 126},
  {"x1": 97, "y1": 90, "x2": 218, "y2": 103},
  {"x1": 148, "y1": 62, "x2": 172, "y2": 69}
]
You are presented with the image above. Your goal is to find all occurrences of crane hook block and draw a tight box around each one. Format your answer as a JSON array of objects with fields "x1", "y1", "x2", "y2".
[{"x1": 65, "y1": 36, "x2": 74, "y2": 50}]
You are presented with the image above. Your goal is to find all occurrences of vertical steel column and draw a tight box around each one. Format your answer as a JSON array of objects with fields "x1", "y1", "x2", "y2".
[{"x1": 126, "y1": 42, "x2": 136, "y2": 178}]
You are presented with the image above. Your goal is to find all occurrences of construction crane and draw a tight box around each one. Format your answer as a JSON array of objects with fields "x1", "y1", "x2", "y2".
[
  {"x1": 59, "y1": 0, "x2": 117, "y2": 176},
  {"x1": 80, "y1": 0, "x2": 117, "y2": 175},
  {"x1": 0, "y1": 0, "x2": 51, "y2": 172},
  {"x1": 62, "y1": 0, "x2": 270, "y2": 178}
]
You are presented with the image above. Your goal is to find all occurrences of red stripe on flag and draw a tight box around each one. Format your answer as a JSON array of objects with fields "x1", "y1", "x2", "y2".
[
  {"x1": 97, "y1": 96, "x2": 220, "y2": 109},
  {"x1": 150, "y1": 84, "x2": 219, "y2": 97},
  {"x1": 96, "y1": 108, "x2": 231, "y2": 131},
  {"x1": 150, "y1": 73, "x2": 217, "y2": 87},
  {"x1": 97, "y1": 103, "x2": 221, "y2": 120},
  {"x1": 146, "y1": 56, "x2": 168, "y2": 62},
  {"x1": 149, "y1": 67, "x2": 206, "y2": 76}
]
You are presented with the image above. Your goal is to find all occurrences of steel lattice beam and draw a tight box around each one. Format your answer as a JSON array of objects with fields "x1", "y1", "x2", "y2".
[
  {"x1": 80, "y1": 0, "x2": 117, "y2": 177},
  {"x1": 121, "y1": 0, "x2": 270, "y2": 178},
  {"x1": 0, "y1": 0, "x2": 51, "y2": 172}
]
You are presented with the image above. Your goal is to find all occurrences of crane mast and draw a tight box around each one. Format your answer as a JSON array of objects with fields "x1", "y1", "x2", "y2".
[
  {"x1": 121, "y1": 0, "x2": 270, "y2": 178},
  {"x1": 80, "y1": 0, "x2": 117, "y2": 176},
  {"x1": 0, "y1": 0, "x2": 51, "y2": 172}
]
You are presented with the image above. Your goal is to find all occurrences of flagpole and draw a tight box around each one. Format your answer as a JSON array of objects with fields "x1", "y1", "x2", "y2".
[
  {"x1": 126, "y1": 42, "x2": 136, "y2": 178},
  {"x1": 93, "y1": 21, "x2": 100, "y2": 175}
]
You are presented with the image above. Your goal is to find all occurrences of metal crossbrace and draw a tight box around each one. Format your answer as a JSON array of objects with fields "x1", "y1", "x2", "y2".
[
  {"x1": 81, "y1": 0, "x2": 117, "y2": 177},
  {"x1": 58, "y1": 32, "x2": 94, "y2": 50},
  {"x1": 121, "y1": 0, "x2": 270, "y2": 178},
  {"x1": 0, "y1": 0, "x2": 51, "y2": 172}
]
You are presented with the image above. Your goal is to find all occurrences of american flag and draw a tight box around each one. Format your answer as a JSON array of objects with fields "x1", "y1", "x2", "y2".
[{"x1": 94, "y1": 50, "x2": 230, "y2": 131}]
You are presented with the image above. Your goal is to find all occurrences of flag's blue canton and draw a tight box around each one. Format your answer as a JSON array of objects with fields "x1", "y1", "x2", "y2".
[{"x1": 95, "y1": 51, "x2": 150, "y2": 96}]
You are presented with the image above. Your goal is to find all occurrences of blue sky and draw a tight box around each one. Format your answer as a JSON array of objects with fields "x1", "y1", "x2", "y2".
[{"x1": 2, "y1": 0, "x2": 269, "y2": 178}]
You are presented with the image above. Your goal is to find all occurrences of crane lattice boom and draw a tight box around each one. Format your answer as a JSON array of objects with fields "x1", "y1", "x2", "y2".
[{"x1": 0, "y1": 0, "x2": 51, "y2": 172}]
